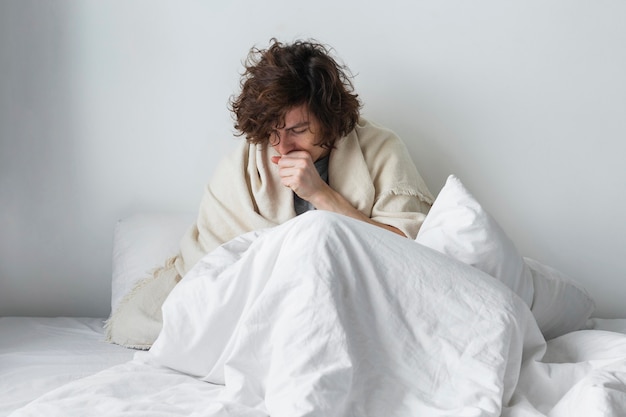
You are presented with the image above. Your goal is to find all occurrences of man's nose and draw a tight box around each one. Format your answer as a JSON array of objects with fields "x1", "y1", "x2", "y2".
[{"x1": 274, "y1": 132, "x2": 296, "y2": 154}]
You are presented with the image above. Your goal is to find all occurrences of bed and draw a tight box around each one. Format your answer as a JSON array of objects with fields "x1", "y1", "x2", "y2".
[{"x1": 2, "y1": 175, "x2": 626, "y2": 417}]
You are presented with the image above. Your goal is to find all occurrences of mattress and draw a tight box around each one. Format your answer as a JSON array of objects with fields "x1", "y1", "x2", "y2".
[{"x1": 0, "y1": 316, "x2": 135, "y2": 416}]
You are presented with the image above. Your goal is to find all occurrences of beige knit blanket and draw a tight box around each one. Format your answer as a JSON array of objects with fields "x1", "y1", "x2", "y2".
[{"x1": 106, "y1": 118, "x2": 434, "y2": 348}]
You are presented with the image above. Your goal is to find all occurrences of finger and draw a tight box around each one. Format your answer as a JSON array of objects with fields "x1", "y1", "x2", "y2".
[
  {"x1": 278, "y1": 156, "x2": 311, "y2": 171},
  {"x1": 281, "y1": 151, "x2": 313, "y2": 166},
  {"x1": 277, "y1": 167, "x2": 300, "y2": 180}
]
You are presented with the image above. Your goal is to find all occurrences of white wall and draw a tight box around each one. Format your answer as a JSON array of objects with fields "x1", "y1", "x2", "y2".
[{"x1": 1, "y1": 1, "x2": 625, "y2": 318}]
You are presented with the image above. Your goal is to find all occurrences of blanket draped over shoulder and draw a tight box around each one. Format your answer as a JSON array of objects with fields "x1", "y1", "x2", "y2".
[{"x1": 105, "y1": 118, "x2": 434, "y2": 349}]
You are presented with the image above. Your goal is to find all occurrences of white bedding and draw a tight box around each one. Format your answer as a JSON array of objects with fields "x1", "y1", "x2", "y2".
[
  {"x1": 0, "y1": 317, "x2": 134, "y2": 416},
  {"x1": 6, "y1": 213, "x2": 626, "y2": 416},
  {"x1": 8, "y1": 212, "x2": 539, "y2": 416},
  {"x1": 8, "y1": 328, "x2": 626, "y2": 417},
  {"x1": 504, "y1": 327, "x2": 626, "y2": 417}
]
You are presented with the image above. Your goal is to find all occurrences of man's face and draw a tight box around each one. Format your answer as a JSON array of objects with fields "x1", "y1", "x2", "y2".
[{"x1": 270, "y1": 104, "x2": 330, "y2": 162}]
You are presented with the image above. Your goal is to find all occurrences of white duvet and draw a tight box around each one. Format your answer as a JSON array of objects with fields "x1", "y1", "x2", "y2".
[{"x1": 9, "y1": 212, "x2": 626, "y2": 416}]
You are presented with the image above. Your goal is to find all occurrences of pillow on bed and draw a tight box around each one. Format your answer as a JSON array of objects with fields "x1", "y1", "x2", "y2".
[
  {"x1": 415, "y1": 175, "x2": 595, "y2": 339},
  {"x1": 524, "y1": 257, "x2": 595, "y2": 340},
  {"x1": 415, "y1": 175, "x2": 534, "y2": 307},
  {"x1": 111, "y1": 212, "x2": 195, "y2": 313}
]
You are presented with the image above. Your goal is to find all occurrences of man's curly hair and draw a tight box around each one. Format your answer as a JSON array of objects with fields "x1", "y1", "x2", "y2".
[{"x1": 229, "y1": 39, "x2": 361, "y2": 148}]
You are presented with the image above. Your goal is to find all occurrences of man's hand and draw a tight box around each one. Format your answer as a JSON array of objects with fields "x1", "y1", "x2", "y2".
[
  {"x1": 271, "y1": 151, "x2": 407, "y2": 238},
  {"x1": 271, "y1": 151, "x2": 328, "y2": 202}
]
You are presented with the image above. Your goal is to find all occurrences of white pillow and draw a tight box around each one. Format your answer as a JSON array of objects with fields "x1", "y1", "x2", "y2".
[
  {"x1": 110, "y1": 212, "x2": 195, "y2": 313},
  {"x1": 416, "y1": 175, "x2": 534, "y2": 307},
  {"x1": 524, "y1": 257, "x2": 595, "y2": 340},
  {"x1": 415, "y1": 175, "x2": 595, "y2": 339}
]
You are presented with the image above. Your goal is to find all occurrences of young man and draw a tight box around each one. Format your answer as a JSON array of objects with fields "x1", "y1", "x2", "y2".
[{"x1": 106, "y1": 39, "x2": 433, "y2": 348}]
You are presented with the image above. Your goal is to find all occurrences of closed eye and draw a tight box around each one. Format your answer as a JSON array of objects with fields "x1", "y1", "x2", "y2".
[{"x1": 284, "y1": 121, "x2": 310, "y2": 135}]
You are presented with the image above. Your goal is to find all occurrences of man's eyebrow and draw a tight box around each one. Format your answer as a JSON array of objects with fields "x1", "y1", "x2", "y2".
[{"x1": 284, "y1": 121, "x2": 310, "y2": 131}]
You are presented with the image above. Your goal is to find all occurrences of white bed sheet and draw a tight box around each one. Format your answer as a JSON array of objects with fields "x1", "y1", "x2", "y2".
[
  {"x1": 3, "y1": 211, "x2": 626, "y2": 416},
  {"x1": 6, "y1": 213, "x2": 543, "y2": 416},
  {"x1": 503, "y1": 319, "x2": 626, "y2": 417},
  {"x1": 0, "y1": 316, "x2": 135, "y2": 416},
  {"x1": 5, "y1": 355, "x2": 226, "y2": 416},
  {"x1": 7, "y1": 320, "x2": 626, "y2": 417}
]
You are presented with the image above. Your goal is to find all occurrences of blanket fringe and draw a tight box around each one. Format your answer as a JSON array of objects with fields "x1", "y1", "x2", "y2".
[{"x1": 104, "y1": 254, "x2": 181, "y2": 349}]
